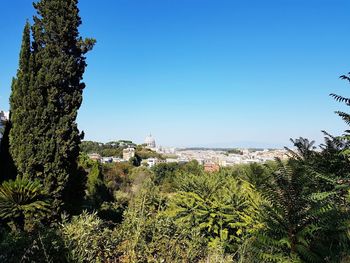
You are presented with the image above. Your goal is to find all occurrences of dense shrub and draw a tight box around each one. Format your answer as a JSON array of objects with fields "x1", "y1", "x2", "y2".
[{"x1": 60, "y1": 212, "x2": 119, "y2": 263}]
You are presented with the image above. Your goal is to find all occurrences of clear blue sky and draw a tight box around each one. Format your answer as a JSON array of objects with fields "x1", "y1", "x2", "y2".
[{"x1": 1, "y1": 0, "x2": 350, "y2": 148}]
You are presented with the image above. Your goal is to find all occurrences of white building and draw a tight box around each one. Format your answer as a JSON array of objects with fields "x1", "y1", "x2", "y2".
[
  {"x1": 0, "y1": 111, "x2": 10, "y2": 143},
  {"x1": 123, "y1": 147, "x2": 135, "y2": 161},
  {"x1": 88, "y1": 153, "x2": 102, "y2": 161},
  {"x1": 112, "y1": 157, "x2": 123, "y2": 163},
  {"x1": 166, "y1": 158, "x2": 179, "y2": 163},
  {"x1": 101, "y1": 157, "x2": 113, "y2": 164},
  {"x1": 146, "y1": 158, "x2": 157, "y2": 168},
  {"x1": 144, "y1": 134, "x2": 156, "y2": 148},
  {"x1": 0, "y1": 111, "x2": 9, "y2": 121}
]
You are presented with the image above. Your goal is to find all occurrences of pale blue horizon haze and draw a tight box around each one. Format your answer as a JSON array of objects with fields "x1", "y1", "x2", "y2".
[{"x1": 1, "y1": 0, "x2": 350, "y2": 148}]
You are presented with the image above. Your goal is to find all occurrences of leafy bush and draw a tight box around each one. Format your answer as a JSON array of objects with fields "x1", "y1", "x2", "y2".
[
  {"x1": 60, "y1": 211, "x2": 119, "y2": 263},
  {"x1": 0, "y1": 227, "x2": 67, "y2": 263},
  {"x1": 117, "y1": 178, "x2": 208, "y2": 262},
  {"x1": 166, "y1": 171, "x2": 261, "y2": 255}
]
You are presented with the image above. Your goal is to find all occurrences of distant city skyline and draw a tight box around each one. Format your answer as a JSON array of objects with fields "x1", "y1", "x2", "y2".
[
  {"x1": 89, "y1": 134, "x2": 312, "y2": 150},
  {"x1": 1, "y1": 0, "x2": 350, "y2": 148}
]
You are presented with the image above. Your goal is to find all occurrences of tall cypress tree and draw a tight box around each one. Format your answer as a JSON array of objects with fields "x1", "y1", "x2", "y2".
[
  {"x1": 9, "y1": 22, "x2": 33, "y2": 176},
  {"x1": 32, "y1": 0, "x2": 95, "y2": 214},
  {"x1": 9, "y1": 0, "x2": 95, "y2": 216}
]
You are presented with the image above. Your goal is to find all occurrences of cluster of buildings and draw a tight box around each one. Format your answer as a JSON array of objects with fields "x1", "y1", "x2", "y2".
[
  {"x1": 87, "y1": 134, "x2": 165, "y2": 168},
  {"x1": 163, "y1": 148, "x2": 288, "y2": 172},
  {"x1": 87, "y1": 133, "x2": 289, "y2": 171},
  {"x1": 173, "y1": 148, "x2": 288, "y2": 168},
  {"x1": 88, "y1": 147, "x2": 136, "y2": 164},
  {"x1": 144, "y1": 134, "x2": 176, "y2": 155},
  {"x1": 1, "y1": 111, "x2": 289, "y2": 172},
  {"x1": 88, "y1": 153, "x2": 123, "y2": 164}
]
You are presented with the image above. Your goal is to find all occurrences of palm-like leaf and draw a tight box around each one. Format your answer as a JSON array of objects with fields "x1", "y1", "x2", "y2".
[
  {"x1": 329, "y1": 73, "x2": 350, "y2": 131},
  {"x1": 285, "y1": 137, "x2": 316, "y2": 161},
  {"x1": 166, "y1": 171, "x2": 261, "y2": 253},
  {"x1": 0, "y1": 178, "x2": 51, "y2": 230},
  {"x1": 247, "y1": 158, "x2": 350, "y2": 263}
]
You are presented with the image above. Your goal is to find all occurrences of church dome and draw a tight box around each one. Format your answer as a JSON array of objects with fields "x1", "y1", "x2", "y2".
[{"x1": 145, "y1": 134, "x2": 156, "y2": 148}]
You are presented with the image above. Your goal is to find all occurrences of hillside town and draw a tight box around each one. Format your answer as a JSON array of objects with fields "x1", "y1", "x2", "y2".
[
  {"x1": 86, "y1": 134, "x2": 289, "y2": 171},
  {"x1": 0, "y1": 112, "x2": 289, "y2": 171}
]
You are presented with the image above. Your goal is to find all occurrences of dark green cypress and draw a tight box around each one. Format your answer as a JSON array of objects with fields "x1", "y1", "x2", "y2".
[
  {"x1": 9, "y1": 22, "x2": 33, "y2": 176},
  {"x1": 9, "y1": 0, "x2": 95, "y2": 216},
  {"x1": 31, "y1": 0, "x2": 95, "y2": 215}
]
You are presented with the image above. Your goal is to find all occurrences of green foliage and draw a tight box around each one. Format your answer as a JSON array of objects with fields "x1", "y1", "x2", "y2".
[
  {"x1": 244, "y1": 155, "x2": 350, "y2": 263},
  {"x1": 135, "y1": 145, "x2": 164, "y2": 160},
  {"x1": 330, "y1": 73, "x2": 350, "y2": 126},
  {"x1": 78, "y1": 152, "x2": 96, "y2": 170},
  {"x1": 328, "y1": 73, "x2": 350, "y2": 156},
  {"x1": 152, "y1": 162, "x2": 180, "y2": 191},
  {"x1": 227, "y1": 149, "x2": 243, "y2": 155},
  {"x1": 9, "y1": 22, "x2": 32, "y2": 177},
  {"x1": 0, "y1": 179, "x2": 50, "y2": 231},
  {"x1": 103, "y1": 162, "x2": 134, "y2": 193},
  {"x1": 85, "y1": 163, "x2": 111, "y2": 209},
  {"x1": 0, "y1": 227, "x2": 67, "y2": 263},
  {"x1": 129, "y1": 154, "x2": 142, "y2": 167},
  {"x1": 86, "y1": 163, "x2": 104, "y2": 196},
  {"x1": 248, "y1": 160, "x2": 317, "y2": 262},
  {"x1": 5, "y1": 6, "x2": 350, "y2": 260},
  {"x1": 181, "y1": 159, "x2": 203, "y2": 174},
  {"x1": 60, "y1": 211, "x2": 118, "y2": 263},
  {"x1": 97, "y1": 201, "x2": 125, "y2": 223},
  {"x1": 117, "y1": 178, "x2": 208, "y2": 262},
  {"x1": 80, "y1": 140, "x2": 127, "y2": 157},
  {"x1": 9, "y1": 0, "x2": 95, "y2": 216},
  {"x1": 166, "y1": 171, "x2": 261, "y2": 254},
  {"x1": 242, "y1": 162, "x2": 273, "y2": 189}
]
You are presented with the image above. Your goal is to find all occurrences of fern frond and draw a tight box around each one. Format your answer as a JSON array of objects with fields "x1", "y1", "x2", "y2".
[{"x1": 330, "y1": 93, "x2": 350, "y2": 105}]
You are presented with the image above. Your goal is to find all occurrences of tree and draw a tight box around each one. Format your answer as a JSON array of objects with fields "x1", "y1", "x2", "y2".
[
  {"x1": 242, "y1": 73, "x2": 350, "y2": 262},
  {"x1": 117, "y1": 178, "x2": 207, "y2": 262},
  {"x1": 330, "y1": 73, "x2": 350, "y2": 126},
  {"x1": 152, "y1": 162, "x2": 179, "y2": 189},
  {"x1": 9, "y1": 0, "x2": 95, "y2": 216},
  {"x1": 250, "y1": 159, "x2": 317, "y2": 262},
  {"x1": 180, "y1": 160, "x2": 203, "y2": 175},
  {"x1": 244, "y1": 155, "x2": 350, "y2": 263},
  {"x1": 86, "y1": 163, "x2": 111, "y2": 209},
  {"x1": 129, "y1": 154, "x2": 142, "y2": 167},
  {"x1": 328, "y1": 73, "x2": 350, "y2": 157},
  {"x1": 8, "y1": 22, "x2": 33, "y2": 177},
  {"x1": 166, "y1": 171, "x2": 261, "y2": 255}
]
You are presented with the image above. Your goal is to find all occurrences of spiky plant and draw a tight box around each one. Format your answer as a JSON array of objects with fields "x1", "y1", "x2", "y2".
[
  {"x1": 0, "y1": 179, "x2": 50, "y2": 230},
  {"x1": 245, "y1": 159, "x2": 319, "y2": 262},
  {"x1": 330, "y1": 72, "x2": 350, "y2": 126},
  {"x1": 242, "y1": 155, "x2": 350, "y2": 263},
  {"x1": 166, "y1": 171, "x2": 261, "y2": 254},
  {"x1": 284, "y1": 137, "x2": 317, "y2": 162}
]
